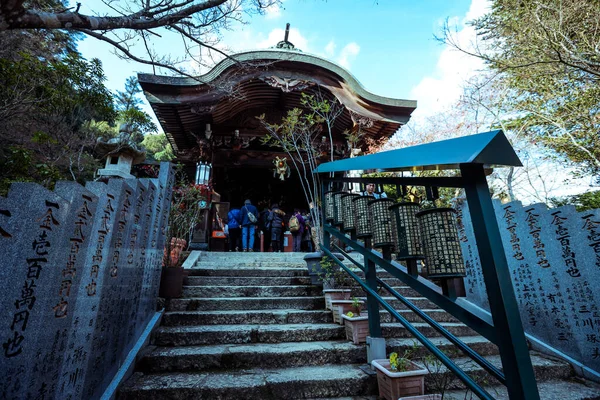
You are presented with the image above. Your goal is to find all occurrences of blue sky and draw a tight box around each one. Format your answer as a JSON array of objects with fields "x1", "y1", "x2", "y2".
[{"x1": 78, "y1": 0, "x2": 486, "y2": 126}]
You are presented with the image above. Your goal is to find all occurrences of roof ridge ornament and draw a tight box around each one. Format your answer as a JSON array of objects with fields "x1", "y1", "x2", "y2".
[{"x1": 274, "y1": 23, "x2": 301, "y2": 51}]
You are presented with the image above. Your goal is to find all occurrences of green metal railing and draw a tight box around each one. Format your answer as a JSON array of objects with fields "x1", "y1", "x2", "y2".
[
  {"x1": 314, "y1": 131, "x2": 540, "y2": 400},
  {"x1": 330, "y1": 242, "x2": 506, "y2": 386},
  {"x1": 320, "y1": 244, "x2": 496, "y2": 399}
]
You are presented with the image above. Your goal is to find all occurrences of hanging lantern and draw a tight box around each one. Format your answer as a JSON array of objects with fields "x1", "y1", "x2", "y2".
[
  {"x1": 333, "y1": 192, "x2": 346, "y2": 227},
  {"x1": 341, "y1": 193, "x2": 360, "y2": 232},
  {"x1": 416, "y1": 208, "x2": 465, "y2": 278},
  {"x1": 324, "y1": 191, "x2": 335, "y2": 222},
  {"x1": 368, "y1": 199, "x2": 395, "y2": 248},
  {"x1": 195, "y1": 161, "x2": 212, "y2": 186},
  {"x1": 353, "y1": 196, "x2": 372, "y2": 238},
  {"x1": 390, "y1": 202, "x2": 424, "y2": 260}
]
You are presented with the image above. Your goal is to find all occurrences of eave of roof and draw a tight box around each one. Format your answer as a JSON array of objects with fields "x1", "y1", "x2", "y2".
[{"x1": 138, "y1": 49, "x2": 416, "y2": 122}]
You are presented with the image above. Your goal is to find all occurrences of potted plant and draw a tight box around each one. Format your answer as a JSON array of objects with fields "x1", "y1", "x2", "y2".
[
  {"x1": 160, "y1": 167, "x2": 208, "y2": 298},
  {"x1": 341, "y1": 297, "x2": 369, "y2": 344},
  {"x1": 372, "y1": 350, "x2": 429, "y2": 400},
  {"x1": 331, "y1": 297, "x2": 364, "y2": 325},
  {"x1": 312, "y1": 256, "x2": 351, "y2": 307}
]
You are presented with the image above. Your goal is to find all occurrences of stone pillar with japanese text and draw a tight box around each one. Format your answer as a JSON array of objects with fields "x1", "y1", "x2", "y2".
[{"x1": 457, "y1": 199, "x2": 600, "y2": 377}]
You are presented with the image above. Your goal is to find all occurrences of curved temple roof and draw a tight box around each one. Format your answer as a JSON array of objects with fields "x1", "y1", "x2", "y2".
[
  {"x1": 314, "y1": 130, "x2": 523, "y2": 173},
  {"x1": 138, "y1": 49, "x2": 416, "y2": 155}
]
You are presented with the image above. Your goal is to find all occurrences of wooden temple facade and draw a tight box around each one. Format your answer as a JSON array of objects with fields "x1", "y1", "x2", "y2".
[{"x1": 138, "y1": 37, "x2": 416, "y2": 213}]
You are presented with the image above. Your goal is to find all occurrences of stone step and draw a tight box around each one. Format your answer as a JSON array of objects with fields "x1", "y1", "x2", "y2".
[
  {"x1": 167, "y1": 296, "x2": 437, "y2": 311},
  {"x1": 161, "y1": 308, "x2": 457, "y2": 327},
  {"x1": 162, "y1": 309, "x2": 334, "y2": 326},
  {"x1": 186, "y1": 267, "x2": 308, "y2": 277},
  {"x1": 195, "y1": 261, "x2": 308, "y2": 268},
  {"x1": 197, "y1": 253, "x2": 309, "y2": 262},
  {"x1": 446, "y1": 378, "x2": 600, "y2": 399},
  {"x1": 185, "y1": 275, "x2": 406, "y2": 288},
  {"x1": 186, "y1": 276, "x2": 313, "y2": 286},
  {"x1": 140, "y1": 337, "x2": 498, "y2": 373},
  {"x1": 153, "y1": 322, "x2": 476, "y2": 346},
  {"x1": 181, "y1": 285, "x2": 324, "y2": 298},
  {"x1": 165, "y1": 296, "x2": 325, "y2": 311},
  {"x1": 119, "y1": 364, "x2": 377, "y2": 400},
  {"x1": 120, "y1": 355, "x2": 574, "y2": 399},
  {"x1": 421, "y1": 353, "x2": 574, "y2": 391}
]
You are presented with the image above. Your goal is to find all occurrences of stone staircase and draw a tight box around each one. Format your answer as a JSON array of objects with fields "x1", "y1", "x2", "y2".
[{"x1": 119, "y1": 252, "x2": 600, "y2": 399}]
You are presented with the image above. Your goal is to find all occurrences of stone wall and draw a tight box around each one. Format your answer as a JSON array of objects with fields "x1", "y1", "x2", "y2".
[
  {"x1": 0, "y1": 162, "x2": 175, "y2": 400},
  {"x1": 455, "y1": 199, "x2": 600, "y2": 377}
]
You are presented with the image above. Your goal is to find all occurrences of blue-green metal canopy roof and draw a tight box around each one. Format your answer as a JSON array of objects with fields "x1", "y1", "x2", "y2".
[{"x1": 314, "y1": 130, "x2": 522, "y2": 174}]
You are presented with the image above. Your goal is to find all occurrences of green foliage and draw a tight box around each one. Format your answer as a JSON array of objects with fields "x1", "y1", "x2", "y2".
[
  {"x1": 351, "y1": 297, "x2": 362, "y2": 316},
  {"x1": 550, "y1": 190, "x2": 600, "y2": 212},
  {"x1": 388, "y1": 343, "x2": 417, "y2": 372},
  {"x1": 0, "y1": 44, "x2": 116, "y2": 190},
  {"x1": 141, "y1": 134, "x2": 175, "y2": 161},
  {"x1": 461, "y1": 0, "x2": 600, "y2": 174},
  {"x1": 115, "y1": 76, "x2": 157, "y2": 143},
  {"x1": 313, "y1": 256, "x2": 351, "y2": 289},
  {"x1": 165, "y1": 165, "x2": 210, "y2": 266}
]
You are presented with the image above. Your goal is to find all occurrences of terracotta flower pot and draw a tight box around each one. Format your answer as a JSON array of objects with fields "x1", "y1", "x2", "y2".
[
  {"x1": 342, "y1": 313, "x2": 369, "y2": 344},
  {"x1": 371, "y1": 359, "x2": 428, "y2": 400},
  {"x1": 323, "y1": 289, "x2": 352, "y2": 310}
]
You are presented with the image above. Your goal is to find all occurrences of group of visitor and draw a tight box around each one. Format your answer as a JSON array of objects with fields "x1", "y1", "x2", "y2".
[
  {"x1": 226, "y1": 200, "x2": 315, "y2": 252},
  {"x1": 226, "y1": 184, "x2": 383, "y2": 252}
]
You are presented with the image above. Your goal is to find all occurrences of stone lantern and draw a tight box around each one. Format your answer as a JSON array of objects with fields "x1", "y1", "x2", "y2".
[{"x1": 96, "y1": 123, "x2": 146, "y2": 179}]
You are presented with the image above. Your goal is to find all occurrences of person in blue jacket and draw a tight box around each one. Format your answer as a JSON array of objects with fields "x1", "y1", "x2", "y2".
[
  {"x1": 240, "y1": 199, "x2": 259, "y2": 252},
  {"x1": 227, "y1": 208, "x2": 242, "y2": 251}
]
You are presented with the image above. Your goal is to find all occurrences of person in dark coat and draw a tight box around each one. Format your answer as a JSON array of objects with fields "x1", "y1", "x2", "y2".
[
  {"x1": 240, "y1": 199, "x2": 259, "y2": 252},
  {"x1": 227, "y1": 208, "x2": 242, "y2": 251},
  {"x1": 268, "y1": 203, "x2": 285, "y2": 252},
  {"x1": 302, "y1": 212, "x2": 313, "y2": 252},
  {"x1": 259, "y1": 206, "x2": 272, "y2": 252},
  {"x1": 291, "y1": 208, "x2": 305, "y2": 252}
]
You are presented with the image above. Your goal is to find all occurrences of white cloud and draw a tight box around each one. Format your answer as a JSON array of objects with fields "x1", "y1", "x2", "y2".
[
  {"x1": 337, "y1": 42, "x2": 360, "y2": 70},
  {"x1": 325, "y1": 40, "x2": 336, "y2": 57},
  {"x1": 255, "y1": 27, "x2": 310, "y2": 52},
  {"x1": 409, "y1": 0, "x2": 490, "y2": 121}
]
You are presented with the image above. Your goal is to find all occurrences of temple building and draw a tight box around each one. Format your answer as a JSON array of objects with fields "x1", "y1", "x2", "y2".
[{"x1": 138, "y1": 27, "x2": 416, "y2": 213}]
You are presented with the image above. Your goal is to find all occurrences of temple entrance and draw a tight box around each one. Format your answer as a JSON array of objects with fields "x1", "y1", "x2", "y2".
[{"x1": 213, "y1": 166, "x2": 309, "y2": 213}]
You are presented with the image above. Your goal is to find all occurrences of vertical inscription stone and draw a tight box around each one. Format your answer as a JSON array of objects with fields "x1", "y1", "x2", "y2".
[
  {"x1": 0, "y1": 183, "x2": 71, "y2": 399},
  {"x1": 459, "y1": 198, "x2": 600, "y2": 377},
  {"x1": 569, "y1": 208, "x2": 600, "y2": 373},
  {"x1": 56, "y1": 180, "x2": 124, "y2": 400},
  {"x1": 114, "y1": 180, "x2": 149, "y2": 361},
  {"x1": 82, "y1": 180, "x2": 135, "y2": 399},
  {"x1": 454, "y1": 199, "x2": 488, "y2": 310}
]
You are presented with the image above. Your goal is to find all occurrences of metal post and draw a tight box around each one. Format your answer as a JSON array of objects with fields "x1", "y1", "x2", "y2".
[
  {"x1": 406, "y1": 259, "x2": 418, "y2": 277},
  {"x1": 460, "y1": 163, "x2": 540, "y2": 400},
  {"x1": 364, "y1": 238, "x2": 382, "y2": 337}
]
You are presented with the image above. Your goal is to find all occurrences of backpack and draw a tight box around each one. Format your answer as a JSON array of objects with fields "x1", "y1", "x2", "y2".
[
  {"x1": 289, "y1": 215, "x2": 300, "y2": 232},
  {"x1": 243, "y1": 206, "x2": 258, "y2": 224}
]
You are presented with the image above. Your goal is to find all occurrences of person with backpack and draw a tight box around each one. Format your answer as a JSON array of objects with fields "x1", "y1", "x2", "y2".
[
  {"x1": 289, "y1": 208, "x2": 305, "y2": 252},
  {"x1": 241, "y1": 199, "x2": 259, "y2": 252},
  {"x1": 227, "y1": 208, "x2": 242, "y2": 252},
  {"x1": 268, "y1": 203, "x2": 286, "y2": 252}
]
